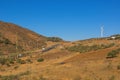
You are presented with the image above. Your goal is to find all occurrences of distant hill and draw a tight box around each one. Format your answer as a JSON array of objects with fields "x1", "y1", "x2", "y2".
[{"x1": 0, "y1": 21, "x2": 47, "y2": 54}]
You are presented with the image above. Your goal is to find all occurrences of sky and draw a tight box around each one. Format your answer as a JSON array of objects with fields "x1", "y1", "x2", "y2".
[{"x1": 0, "y1": 0, "x2": 120, "y2": 41}]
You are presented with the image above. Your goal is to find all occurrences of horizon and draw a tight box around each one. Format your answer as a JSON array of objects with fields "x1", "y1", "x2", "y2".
[{"x1": 0, "y1": 0, "x2": 120, "y2": 41}]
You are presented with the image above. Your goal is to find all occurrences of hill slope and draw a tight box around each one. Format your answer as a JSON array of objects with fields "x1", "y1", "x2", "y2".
[
  {"x1": 0, "y1": 21, "x2": 47, "y2": 54},
  {"x1": 0, "y1": 21, "x2": 120, "y2": 80}
]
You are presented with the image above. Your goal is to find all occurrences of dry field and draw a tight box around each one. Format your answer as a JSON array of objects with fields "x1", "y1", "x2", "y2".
[{"x1": 0, "y1": 39, "x2": 120, "y2": 80}]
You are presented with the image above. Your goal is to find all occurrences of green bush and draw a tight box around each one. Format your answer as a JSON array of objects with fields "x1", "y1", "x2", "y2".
[{"x1": 37, "y1": 58, "x2": 44, "y2": 62}]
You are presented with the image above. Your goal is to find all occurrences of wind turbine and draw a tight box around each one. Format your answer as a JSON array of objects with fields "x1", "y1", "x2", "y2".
[{"x1": 101, "y1": 25, "x2": 104, "y2": 37}]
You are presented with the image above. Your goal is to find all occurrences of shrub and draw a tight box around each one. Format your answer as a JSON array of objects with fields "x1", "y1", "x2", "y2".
[
  {"x1": 47, "y1": 37, "x2": 63, "y2": 42},
  {"x1": 107, "y1": 51, "x2": 117, "y2": 58},
  {"x1": 106, "y1": 48, "x2": 120, "y2": 58},
  {"x1": 16, "y1": 59, "x2": 26, "y2": 64},
  {"x1": 4, "y1": 39, "x2": 11, "y2": 44},
  {"x1": 37, "y1": 58, "x2": 44, "y2": 62},
  {"x1": 0, "y1": 57, "x2": 7, "y2": 65},
  {"x1": 117, "y1": 64, "x2": 120, "y2": 70},
  {"x1": 14, "y1": 66, "x2": 19, "y2": 69}
]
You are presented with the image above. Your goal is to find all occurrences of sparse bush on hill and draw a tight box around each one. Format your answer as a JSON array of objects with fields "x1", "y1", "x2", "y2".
[
  {"x1": 37, "y1": 58, "x2": 44, "y2": 62},
  {"x1": 4, "y1": 39, "x2": 11, "y2": 44},
  {"x1": 14, "y1": 66, "x2": 19, "y2": 69},
  {"x1": 106, "y1": 48, "x2": 120, "y2": 58}
]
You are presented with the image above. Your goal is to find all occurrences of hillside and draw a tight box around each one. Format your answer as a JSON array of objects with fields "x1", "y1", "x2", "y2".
[
  {"x1": 0, "y1": 36, "x2": 120, "y2": 80},
  {"x1": 0, "y1": 21, "x2": 47, "y2": 54},
  {"x1": 0, "y1": 21, "x2": 120, "y2": 80}
]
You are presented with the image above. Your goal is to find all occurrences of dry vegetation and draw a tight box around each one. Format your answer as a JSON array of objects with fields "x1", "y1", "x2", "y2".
[
  {"x1": 0, "y1": 21, "x2": 120, "y2": 80},
  {"x1": 0, "y1": 38, "x2": 120, "y2": 80}
]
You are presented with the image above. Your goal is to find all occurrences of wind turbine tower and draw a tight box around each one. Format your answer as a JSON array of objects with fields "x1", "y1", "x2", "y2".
[{"x1": 101, "y1": 25, "x2": 104, "y2": 37}]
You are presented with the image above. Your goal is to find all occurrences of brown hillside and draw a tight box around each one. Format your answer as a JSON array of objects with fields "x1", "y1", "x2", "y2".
[
  {"x1": 0, "y1": 35, "x2": 120, "y2": 80},
  {"x1": 0, "y1": 21, "x2": 120, "y2": 80},
  {"x1": 0, "y1": 21, "x2": 47, "y2": 54}
]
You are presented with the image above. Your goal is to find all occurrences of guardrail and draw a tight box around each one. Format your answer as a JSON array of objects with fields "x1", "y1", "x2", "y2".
[{"x1": 41, "y1": 44, "x2": 60, "y2": 52}]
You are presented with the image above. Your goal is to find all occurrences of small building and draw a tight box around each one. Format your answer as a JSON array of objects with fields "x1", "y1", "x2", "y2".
[{"x1": 111, "y1": 36, "x2": 116, "y2": 40}]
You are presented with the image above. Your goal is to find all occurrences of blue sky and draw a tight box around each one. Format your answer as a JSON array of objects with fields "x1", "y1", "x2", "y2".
[{"x1": 0, "y1": 0, "x2": 120, "y2": 41}]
